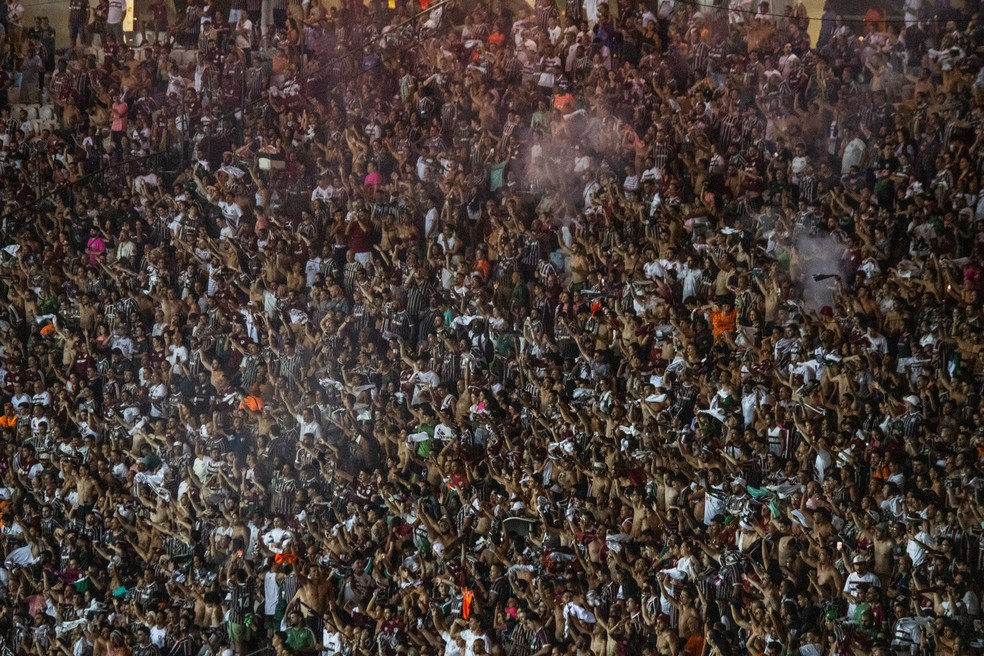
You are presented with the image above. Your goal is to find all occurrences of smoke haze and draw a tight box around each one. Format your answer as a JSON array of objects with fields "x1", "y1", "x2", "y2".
[{"x1": 794, "y1": 231, "x2": 847, "y2": 311}]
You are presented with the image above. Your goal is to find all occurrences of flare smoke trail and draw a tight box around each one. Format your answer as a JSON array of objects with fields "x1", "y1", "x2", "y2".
[{"x1": 794, "y1": 231, "x2": 848, "y2": 311}]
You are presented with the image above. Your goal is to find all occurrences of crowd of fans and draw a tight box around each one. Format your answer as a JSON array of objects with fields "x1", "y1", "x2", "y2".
[{"x1": 0, "y1": 0, "x2": 982, "y2": 654}]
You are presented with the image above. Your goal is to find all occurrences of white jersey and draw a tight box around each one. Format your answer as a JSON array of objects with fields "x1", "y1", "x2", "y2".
[{"x1": 263, "y1": 571, "x2": 279, "y2": 615}]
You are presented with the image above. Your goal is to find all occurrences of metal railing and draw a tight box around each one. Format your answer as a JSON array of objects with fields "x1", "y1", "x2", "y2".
[{"x1": 243, "y1": 647, "x2": 275, "y2": 656}]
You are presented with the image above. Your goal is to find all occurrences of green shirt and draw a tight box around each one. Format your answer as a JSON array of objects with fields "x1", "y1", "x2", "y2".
[
  {"x1": 489, "y1": 162, "x2": 507, "y2": 191},
  {"x1": 415, "y1": 422, "x2": 434, "y2": 457},
  {"x1": 285, "y1": 626, "x2": 317, "y2": 652}
]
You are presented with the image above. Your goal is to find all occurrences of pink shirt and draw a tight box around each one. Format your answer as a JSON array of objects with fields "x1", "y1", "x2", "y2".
[
  {"x1": 111, "y1": 101, "x2": 128, "y2": 132},
  {"x1": 86, "y1": 236, "x2": 105, "y2": 266}
]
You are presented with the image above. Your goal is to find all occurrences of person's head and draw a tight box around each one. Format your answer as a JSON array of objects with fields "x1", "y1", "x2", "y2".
[{"x1": 852, "y1": 555, "x2": 869, "y2": 574}]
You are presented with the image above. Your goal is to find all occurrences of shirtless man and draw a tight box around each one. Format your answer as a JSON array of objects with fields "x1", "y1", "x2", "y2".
[
  {"x1": 652, "y1": 613, "x2": 680, "y2": 655},
  {"x1": 294, "y1": 564, "x2": 331, "y2": 621},
  {"x1": 852, "y1": 510, "x2": 903, "y2": 585},
  {"x1": 802, "y1": 546, "x2": 844, "y2": 598}
]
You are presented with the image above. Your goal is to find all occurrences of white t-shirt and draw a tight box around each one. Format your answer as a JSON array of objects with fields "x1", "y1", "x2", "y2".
[
  {"x1": 219, "y1": 200, "x2": 243, "y2": 228},
  {"x1": 424, "y1": 207, "x2": 439, "y2": 239},
  {"x1": 439, "y1": 631, "x2": 462, "y2": 656},
  {"x1": 459, "y1": 629, "x2": 490, "y2": 656},
  {"x1": 841, "y1": 137, "x2": 866, "y2": 174},
  {"x1": 234, "y1": 19, "x2": 253, "y2": 48},
  {"x1": 149, "y1": 383, "x2": 168, "y2": 417},
  {"x1": 437, "y1": 233, "x2": 457, "y2": 255},
  {"x1": 263, "y1": 571, "x2": 279, "y2": 615},
  {"x1": 410, "y1": 370, "x2": 441, "y2": 405},
  {"x1": 305, "y1": 257, "x2": 322, "y2": 287},
  {"x1": 863, "y1": 332, "x2": 888, "y2": 354},
  {"x1": 843, "y1": 570, "x2": 881, "y2": 616},
  {"x1": 323, "y1": 629, "x2": 343, "y2": 655},
  {"x1": 167, "y1": 344, "x2": 189, "y2": 371},
  {"x1": 192, "y1": 456, "x2": 212, "y2": 482},
  {"x1": 107, "y1": 0, "x2": 125, "y2": 24},
  {"x1": 907, "y1": 531, "x2": 934, "y2": 568},
  {"x1": 791, "y1": 155, "x2": 808, "y2": 182},
  {"x1": 295, "y1": 414, "x2": 323, "y2": 441},
  {"x1": 149, "y1": 625, "x2": 167, "y2": 648},
  {"x1": 680, "y1": 266, "x2": 703, "y2": 301},
  {"x1": 814, "y1": 449, "x2": 832, "y2": 482},
  {"x1": 111, "y1": 335, "x2": 135, "y2": 358},
  {"x1": 416, "y1": 156, "x2": 432, "y2": 181}
]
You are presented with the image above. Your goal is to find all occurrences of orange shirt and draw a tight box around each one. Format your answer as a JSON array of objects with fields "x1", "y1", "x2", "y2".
[
  {"x1": 553, "y1": 92, "x2": 575, "y2": 114},
  {"x1": 240, "y1": 396, "x2": 263, "y2": 412},
  {"x1": 473, "y1": 258, "x2": 491, "y2": 280},
  {"x1": 0, "y1": 415, "x2": 17, "y2": 429},
  {"x1": 710, "y1": 308, "x2": 737, "y2": 338},
  {"x1": 684, "y1": 635, "x2": 705, "y2": 656}
]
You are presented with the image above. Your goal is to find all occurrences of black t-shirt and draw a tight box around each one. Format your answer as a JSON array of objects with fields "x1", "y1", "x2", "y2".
[{"x1": 875, "y1": 154, "x2": 900, "y2": 175}]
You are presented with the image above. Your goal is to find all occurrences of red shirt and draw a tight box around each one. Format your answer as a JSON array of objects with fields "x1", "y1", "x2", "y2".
[{"x1": 348, "y1": 221, "x2": 373, "y2": 254}]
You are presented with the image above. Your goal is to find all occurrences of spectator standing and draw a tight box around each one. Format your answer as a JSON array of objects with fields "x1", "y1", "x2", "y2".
[
  {"x1": 6, "y1": 0, "x2": 23, "y2": 52},
  {"x1": 106, "y1": 0, "x2": 126, "y2": 44},
  {"x1": 110, "y1": 93, "x2": 128, "y2": 159},
  {"x1": 271, "y1": 0, "x2": 287, "y2": 30},
  {"x1": 37, "y1": 16, "x2": 54, "y2": 71},
  {"x1": 17, "y1": 43, "x2": 40, "y2": 103}
]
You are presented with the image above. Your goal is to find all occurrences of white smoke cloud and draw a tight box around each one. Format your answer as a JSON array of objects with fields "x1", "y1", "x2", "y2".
[{"x1": 794, "y1": 230, "x2": 848, "y2": 311}]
